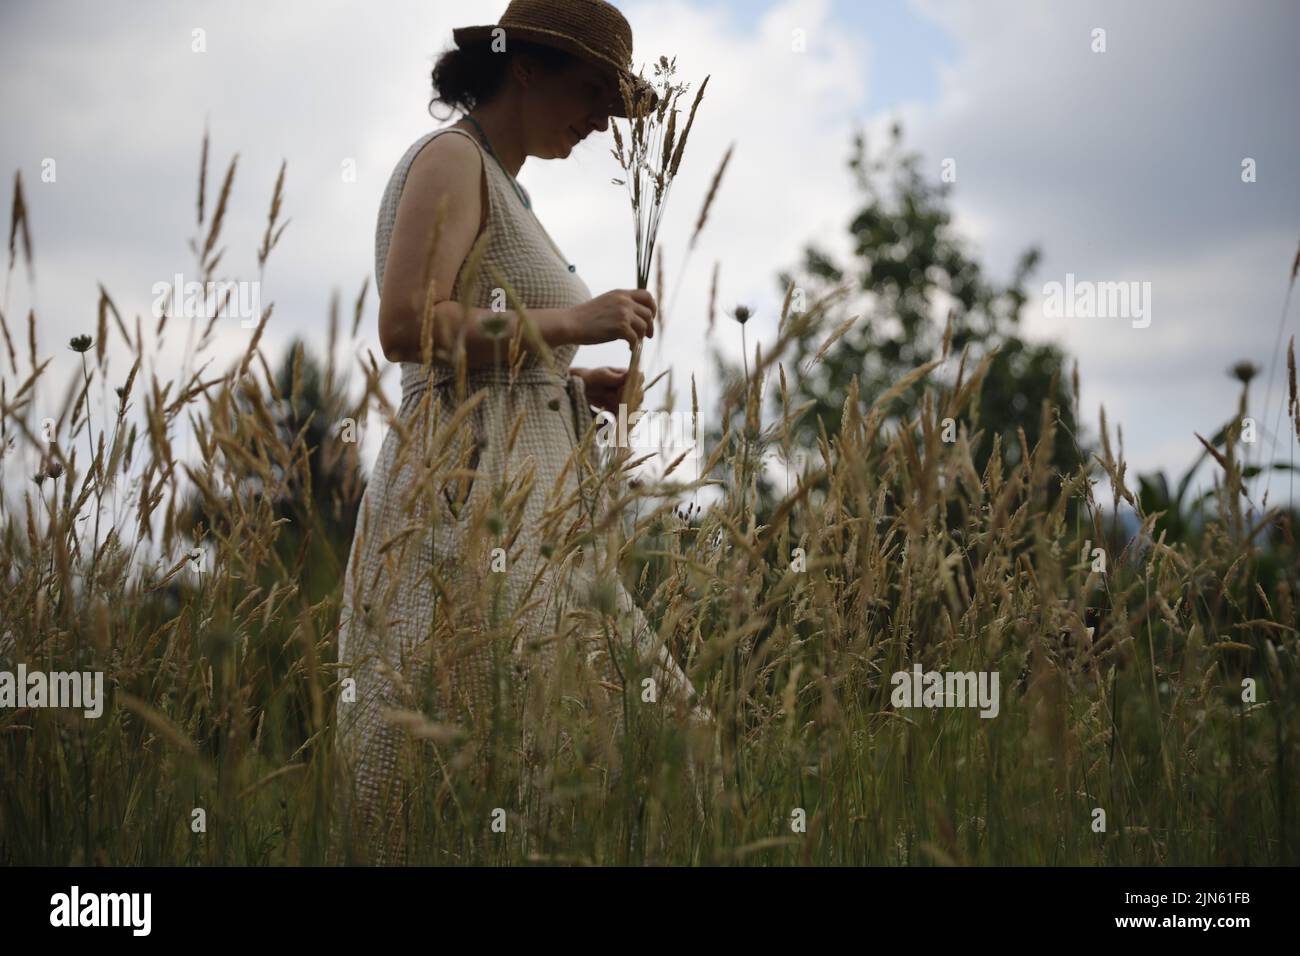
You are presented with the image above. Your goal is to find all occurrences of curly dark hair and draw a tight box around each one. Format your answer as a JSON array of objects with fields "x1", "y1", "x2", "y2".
[{"x1": 428, "y1": 39, "x2": 578, "y2": 121}]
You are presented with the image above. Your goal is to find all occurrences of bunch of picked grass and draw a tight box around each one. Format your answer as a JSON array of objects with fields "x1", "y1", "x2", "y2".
[{"x1": 610, "y1": 55, "x2": 710, "y2": 293}]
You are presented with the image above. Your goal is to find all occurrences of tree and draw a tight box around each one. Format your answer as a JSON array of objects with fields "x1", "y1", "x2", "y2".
[
  {"x1": 708, "y1": 121, "x2": 1088, "y2": 509},
  {"x1": 182, "y1": 337, "x2": 365, "y2": 593}
]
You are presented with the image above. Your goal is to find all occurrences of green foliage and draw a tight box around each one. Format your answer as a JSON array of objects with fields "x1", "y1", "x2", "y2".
[
  {"x1": 182, "y1": 337, "x2": 365, "y2": 598},
  {"x1": 710, "y1": 121, "x2": 1085, "y2": 507}
]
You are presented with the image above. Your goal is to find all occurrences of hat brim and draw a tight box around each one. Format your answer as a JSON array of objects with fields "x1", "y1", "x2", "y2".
[{"x1": 451, "y1": 24, "x2": 658, "y2": 118}]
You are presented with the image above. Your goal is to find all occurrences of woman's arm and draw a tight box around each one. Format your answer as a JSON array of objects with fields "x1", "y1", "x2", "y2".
[
  {"x1": 377, "y1": 133, "x2": 577, "y2": 366},
  {"x1": 382, "y1": 299, "x2": 577, "y2": 366}
]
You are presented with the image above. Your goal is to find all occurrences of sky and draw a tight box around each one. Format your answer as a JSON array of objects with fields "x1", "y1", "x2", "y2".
[{"x1": 1, "y1": 0, "x2": 1298, "y2": 510}]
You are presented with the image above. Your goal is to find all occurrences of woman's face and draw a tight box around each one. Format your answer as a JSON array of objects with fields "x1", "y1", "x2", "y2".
[{"x1": 520, "y1": 55, "x2": 620, "y2": 159}]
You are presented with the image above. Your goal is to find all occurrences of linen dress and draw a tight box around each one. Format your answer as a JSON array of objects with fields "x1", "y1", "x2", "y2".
[{"x1": 332, "y1": 126, "x2": 712, "y2": 862}]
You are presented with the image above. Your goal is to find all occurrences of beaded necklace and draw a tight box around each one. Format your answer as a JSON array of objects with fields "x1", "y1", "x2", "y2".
[{"x1": 461, "y1": 114, "x2": 578, "y2": 274}]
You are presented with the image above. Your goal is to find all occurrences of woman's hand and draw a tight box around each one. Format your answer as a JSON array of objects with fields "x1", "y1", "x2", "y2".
[
  {"x1": 570, "y1": 366, "x2": 643, "y2": 415},
  {"x1": 568, "y1": 289, "x2": 656, "y2": 348}
]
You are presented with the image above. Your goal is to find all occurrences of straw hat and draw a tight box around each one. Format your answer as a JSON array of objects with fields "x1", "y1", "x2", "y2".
[{"x1": 451, "y1": 0, "x2": 658, "y2": 117}]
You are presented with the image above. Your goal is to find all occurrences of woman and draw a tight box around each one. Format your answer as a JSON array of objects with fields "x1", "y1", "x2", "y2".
[{"x1": 332, "y1": 0, "x2": 714, "y2": 863}]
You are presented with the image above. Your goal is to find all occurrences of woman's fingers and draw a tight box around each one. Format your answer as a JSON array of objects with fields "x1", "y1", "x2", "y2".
[
  {"x1": 580, "y1": 365, "x2": 648, "y2": 413},
  {"x1": 621, "y1": 312, "x2": 647, "y2": 346},
  {"x1": 631, "y1": 290, "x2": 656, "y2": 338}
]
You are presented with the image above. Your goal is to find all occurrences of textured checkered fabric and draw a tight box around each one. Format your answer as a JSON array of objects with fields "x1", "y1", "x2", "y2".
[{"x1": 332, "y1": 127, "x2": 713, "y2": 863}]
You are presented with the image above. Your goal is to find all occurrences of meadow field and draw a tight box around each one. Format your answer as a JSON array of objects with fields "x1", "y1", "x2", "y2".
[{"x1": 2, "y1": 140, "x2": 1297, "y2": 867}]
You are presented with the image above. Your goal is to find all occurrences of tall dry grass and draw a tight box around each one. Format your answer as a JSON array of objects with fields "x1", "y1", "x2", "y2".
[{"x1": 1, "y1": 135, "x2": 1297, "y2": 865}]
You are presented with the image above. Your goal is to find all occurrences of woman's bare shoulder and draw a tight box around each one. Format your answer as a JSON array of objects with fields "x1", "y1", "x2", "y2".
[
  {"x1": 401, "y1": 130, "x2": 487, "y2": 232},
  {"x1": 406, "y1": 130, "x2": 483, "y2": 192}
]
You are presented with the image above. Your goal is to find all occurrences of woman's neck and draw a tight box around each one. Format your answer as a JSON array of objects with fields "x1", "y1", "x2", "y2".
[{"x1": 459, "y1": 103, "x2": 526, "y2": 179}]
